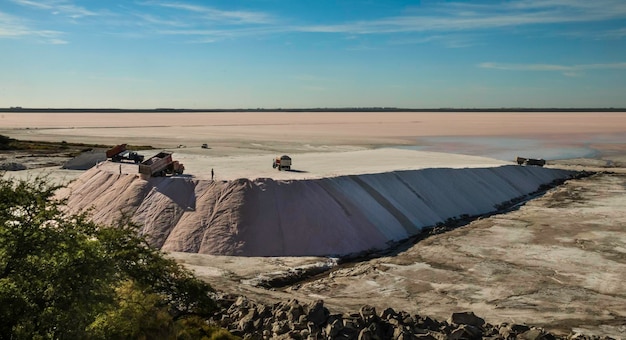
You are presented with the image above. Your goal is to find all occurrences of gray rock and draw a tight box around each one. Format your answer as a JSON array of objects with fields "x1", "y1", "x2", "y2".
[
  {"x1": 511, "y1": 324, "x2": 532, "y2": 334},
  {"x1": 500, "y1": 323, "x2": 532, "y2": 338},
  {"x1": 358, "y1": 328, "x2": 374, "y2": 340},
  {"x1": 400, "y1": 312, "x2": 416, "y2": 327},
  {"x1": 418, "y1": 316, "x2": 442, "y2": 331},
  {"x1": 306, "y1": 300, "x2": 329, "y2": 327},
  {"x1": 238, "y1": 309, "x2": 257, "y2": 333},
  {"x1": 343, "y1": 314, "x2": 360, "y2": 330},
  {"x1": 447, "y1": 312, "x2": 485, "y2": 328},
  {"x1": 272, "y1": 320, "x2": 290, "y2": 335},
  {"x1": 325, "y1": 317, "x2": 343, "y2": 338},
  {"x1": 381, "y1": 307, "x2": 397, "y2": 320},
  {"x1": 360, "y1": 305, "x2": 378, "y2": 323},
  {"x1": 256, "y1": 303, "x2": 272, "y2": 318},
  {"x1": 448, "y1": 324, "x2": 482, "y2": 340},
  {"x1": 307, "y1": 321, "x2": 320, "y2": 335},
  {"x1": 233, "y1": 296, "x2": 250, "y2": 308},
  {"x1": 292, "y1": 315, "x2": 308, "y2": 331},
  {"x1": 394, "y1": 327, "x2": 415, "y2": 340},
  {"x1": 275, "y1": 310, "x2": 288, "y2": 321},
  {"x1": 208, "y1": 294, "x2": 570, "y2": 340},
  {"x1": 518, "y1": 327, "x2": 555, "y2": 340},
  {"x1": 287, "y1": 299, "x2": 304, "y2": 322},
  {"x1": 389, "y1": 318, "x2": 401, "y2": 327}
]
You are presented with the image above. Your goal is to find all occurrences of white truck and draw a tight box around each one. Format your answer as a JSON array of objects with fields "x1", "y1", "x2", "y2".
[{"x1": 272, "y1": 155, "x2": 292, "y2": 171}]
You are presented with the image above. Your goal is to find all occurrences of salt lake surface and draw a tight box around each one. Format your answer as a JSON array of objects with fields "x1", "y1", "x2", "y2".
[{"x1": 403, "y1": 133, "x2": 626, "y2": 161}]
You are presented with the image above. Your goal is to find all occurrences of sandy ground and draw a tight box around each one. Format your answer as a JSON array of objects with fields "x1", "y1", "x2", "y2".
[{"x1": 2, "y1": 111, "x2": 626, "y2": 337}]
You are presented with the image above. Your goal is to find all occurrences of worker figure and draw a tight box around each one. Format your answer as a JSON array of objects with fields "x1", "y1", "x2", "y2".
[
  {"x1": 211, "y1": 168, "x2": 214, "y2": 181},
  {"x1": 119, "y1": 164, "x2": 122, "y2": 174}
]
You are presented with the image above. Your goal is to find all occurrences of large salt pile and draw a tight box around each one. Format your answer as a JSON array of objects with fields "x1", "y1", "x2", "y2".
[{"x1": 63, "y1": 165, "x2": 575, "y2": 256}]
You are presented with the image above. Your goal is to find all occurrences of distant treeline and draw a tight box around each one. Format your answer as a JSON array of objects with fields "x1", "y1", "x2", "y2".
[{"x1": 2, "y1": 107, "x2": 625, "y2": 113}]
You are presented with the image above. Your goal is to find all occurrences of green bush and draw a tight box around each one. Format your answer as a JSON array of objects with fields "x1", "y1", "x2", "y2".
[{"x1": 0, "y1": 176, "x2": 228, "y2": 339}]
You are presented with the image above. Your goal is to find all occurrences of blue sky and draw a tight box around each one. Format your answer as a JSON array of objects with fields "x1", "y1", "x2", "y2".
[{"x1": 1, "y1": 0, "x2": 626, "y2": 109}]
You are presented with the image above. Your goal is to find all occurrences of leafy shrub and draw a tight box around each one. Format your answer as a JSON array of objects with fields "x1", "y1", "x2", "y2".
[{"x1": 0, "y1": 176, "x2": 227, "y2": 339}]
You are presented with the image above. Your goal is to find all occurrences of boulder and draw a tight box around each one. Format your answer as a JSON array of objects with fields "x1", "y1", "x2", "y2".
[
  {"x1": 519, "y1": 327, "x2": 556, "y2": 340},
  {"x1": 306, "y1": 300, "x2": 329, "y2": 327},
  {"x1": 380, "y1": 307, "x2": 397, "y2": 320},
  {"x1": 360, "y1": 305, "x2": 379, "y2": 323},
  {"x1": 447, "y1": 312, "x2": 485, "y2": 328},
  {"x1": 448, "y1": 324, "x2": 483, "y2": 340}
]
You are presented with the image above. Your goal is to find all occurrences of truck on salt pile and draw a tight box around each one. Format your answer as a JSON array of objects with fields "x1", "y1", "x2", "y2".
[
  {"x1": 138, "y1": 152, "x2": 184, "y2": 177},
  {"x1": 106, "y1": 144, "x2": 144, "y2": 163},
  {"x1": 272, "y1": 155, "x2": 292, "y2": 171},
  {"x1": 516, "y1": 156, "x2": 546, "y2": 167}
]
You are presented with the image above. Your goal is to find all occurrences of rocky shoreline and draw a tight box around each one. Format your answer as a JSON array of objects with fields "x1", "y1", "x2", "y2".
[{"x1": 208, "y1": 293, "x2": 613, "y2": 340}]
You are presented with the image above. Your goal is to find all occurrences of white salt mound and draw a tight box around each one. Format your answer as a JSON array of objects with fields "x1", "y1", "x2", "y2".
[{"x1": 63, "y1": 165, "x2": 575, "y2": 256}]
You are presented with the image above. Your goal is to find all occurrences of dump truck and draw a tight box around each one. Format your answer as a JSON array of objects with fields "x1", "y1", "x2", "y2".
[
  {"x1": 106, "y1": 144, "x2": 144, "y2": 163},
  {"x1": 139, "y1": 152, "x2": 184, "y2": 177},
  {"x1": 516, "y1": 156, "x2": 546, "y2": 167},
  {"x1": 272, "y1": 155, "x2": 292, "y2": 171}
]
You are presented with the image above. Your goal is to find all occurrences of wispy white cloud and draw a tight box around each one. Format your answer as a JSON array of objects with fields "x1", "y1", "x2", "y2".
[
  {"x1": 128, "y1": 1, "x2": 277, "y2": 42},
  {"x1": 157, "y1": 26, "x2": 290, "y2": 43},
  {"x1": 4, "y1": 0, "x2": 626, "y2": 46},
  {"x1": 147, "y1": 1, "x2": 273, "y2": 25},
  {"x1": 11, "y1": 0, "x2": 98, "y2": 19},
  {"x1": 48, "y1": 38, "x2": 68, "y2": 44},
  {"x1": 296, "y1": 0, "x2": 626, "y2": 35},
  {"x1": 0, "y1": 11, "x2": 27, "y2": 37},
  {"x1": 561, "y1": 27, "x2": 626, "y2": 40},
  {"x1": 11, "y1": 0, "x2": 50, "y2": 10},
  {"x1": 132, "y1": 13, "x2": 190, "y2": 28},
  {"x1": 479, "y1": 62, "x2": 571, "y2": 71},
  {"x1": 389, "y1": 34, "x2": 480, "y2": 48},
  {"x1": 135, "y1": 0, "x2": 626, "y2": 45},
  {"x1": 479, "y1": 62, "x2": 626, "y2": 76},
  {"x1": 0, "y1": 10, "x2": 65, "y2": 43},
  {"x1": 600, "y1": 27, "x2": 626, "y2": 39}
]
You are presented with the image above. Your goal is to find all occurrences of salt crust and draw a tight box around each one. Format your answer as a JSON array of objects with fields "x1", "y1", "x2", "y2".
[{"x1": 63, "y1": 164, "x2": 574, "y2": 256}]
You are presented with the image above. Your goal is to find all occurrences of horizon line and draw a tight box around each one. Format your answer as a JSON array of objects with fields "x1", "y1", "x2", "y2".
[{"x1": 2, "y1": 107, "x2": 626, "y2": 113}]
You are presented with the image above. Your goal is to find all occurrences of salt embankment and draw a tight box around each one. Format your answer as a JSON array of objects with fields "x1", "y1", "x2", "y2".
[{"x1": 63, "y1": 165, "x2": 576, "y2": 256}]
